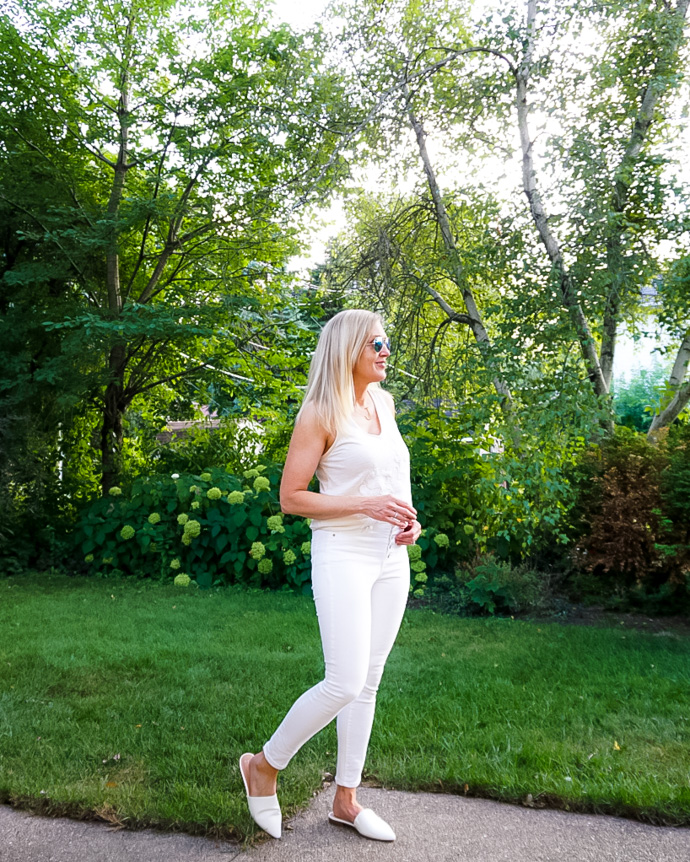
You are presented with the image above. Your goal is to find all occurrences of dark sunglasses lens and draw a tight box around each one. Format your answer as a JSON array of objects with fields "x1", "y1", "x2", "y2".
[{"x1": 371, "y1": 338, "x2": 391, "y2": 353}]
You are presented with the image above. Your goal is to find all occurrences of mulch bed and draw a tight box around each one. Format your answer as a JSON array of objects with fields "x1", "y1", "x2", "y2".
[{"x1": 526, "y1": 604, "x2": 690, "y2": 635}]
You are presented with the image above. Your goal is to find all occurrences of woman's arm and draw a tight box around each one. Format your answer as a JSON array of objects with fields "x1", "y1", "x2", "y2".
[
  {"x1": 279, "y1": 403, "x2": 417, "y2": 525},
  {"x1": 375, "y1": 389, "x2": 422, "y2": 543}
]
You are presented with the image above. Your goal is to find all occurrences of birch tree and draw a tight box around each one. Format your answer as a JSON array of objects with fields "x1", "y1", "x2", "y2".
[{"x1": 332, "y1": 0, "x2": 690, "y2": 433}]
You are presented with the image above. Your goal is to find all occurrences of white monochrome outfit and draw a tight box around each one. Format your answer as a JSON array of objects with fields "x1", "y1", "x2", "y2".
[{"x1": 262, "y1": 387, "x2": 412, "y2": 787}]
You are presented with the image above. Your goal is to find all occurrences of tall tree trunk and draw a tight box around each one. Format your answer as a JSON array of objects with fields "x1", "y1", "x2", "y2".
[
  {"x1": 100, "y1": 12, "x2": 134, "y2": 494},
  {"x1": 648, "y1": 331, "x2": 690, "y2": 439},
  {"x1": 515, "y1": 0, "x2": 612, "y2": 429},
  {"x1": 601, "y1": 0, "x2": 690, "y2": 389},
  {"x1": 101, "y1": 344, "x2": 127, "y2": 494},
  {"x1": 404, "y1": 91, "x2": 514, "y2": 415}
]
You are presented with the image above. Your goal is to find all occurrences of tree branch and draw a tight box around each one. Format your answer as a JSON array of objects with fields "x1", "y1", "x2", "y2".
[
  {"x1": 601, "y1": 0, "x2": 690, "y2": 388},
  {"x1": 292, "y1": 46, "x2": 515, "y2": 210},
  {"x1": 403, "y1": 88, "x2": 514, "y2": 411},
  {"x1": 648, "y1": 329, "x2": 690, "y2": 437},
  {"x1": 130, "y1": 362, "x2": 213, "y2": 397},
  {"x1": 514, "y1": 0, "x2": 610, "y2": 410}
]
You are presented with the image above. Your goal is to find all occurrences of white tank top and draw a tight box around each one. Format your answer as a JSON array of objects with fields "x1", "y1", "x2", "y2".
[{"x1": 310, "y1": 387, "x2": 412, "y2": 533}]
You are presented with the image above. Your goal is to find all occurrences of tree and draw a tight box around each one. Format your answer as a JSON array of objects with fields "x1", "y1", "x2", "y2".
[
  {"x1": 326, "y1": 190, "x2": 532, "y2": 412},
  {"x1": 0, "y1": 0, "x2": 347, "y2": 492},
  {"x1": 512, "y1": 0, "x2": 689, "y2": 427},
  {"x1": 328, "y1": 0, "x2": 690, "y2": 434}
]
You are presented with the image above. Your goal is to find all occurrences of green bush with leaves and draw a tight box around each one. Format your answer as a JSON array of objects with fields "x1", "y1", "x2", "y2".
[
  {"x1": 72, "y1": 404, "x2": 591, "y2": 602},
  {"x1": 661, "y1": 423, "x2": 690, "y2": 540},
  {"x1": 454, "y1": 557, "x2": 544, "y2": 615},
  {"x1": 398, "y1": 406, "x2": 584, "y2": 572},
  {"x1": 409, "y1": 554, "x2": 552, "y2": 616},
  {"x1": 74, "y1": 464, "x2": 312, "y2": 593}
]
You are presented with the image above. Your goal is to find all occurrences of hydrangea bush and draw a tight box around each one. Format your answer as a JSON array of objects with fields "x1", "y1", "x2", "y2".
[
  {"x1": 75, "y1": 461, "x2": 451, "y2": 596},
  {"x1": 74, "y1": 463, "x2": 312, "y2": 592}
]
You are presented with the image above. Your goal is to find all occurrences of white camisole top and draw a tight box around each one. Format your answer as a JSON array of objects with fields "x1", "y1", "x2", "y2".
[{"x1": 310, "y1": 387, "x2": 412, "y2": 533}]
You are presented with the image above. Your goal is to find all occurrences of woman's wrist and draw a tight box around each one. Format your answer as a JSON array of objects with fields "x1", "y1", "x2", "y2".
[{"x1": 282, "y1": 490, "x2": 370, "y2": 521}]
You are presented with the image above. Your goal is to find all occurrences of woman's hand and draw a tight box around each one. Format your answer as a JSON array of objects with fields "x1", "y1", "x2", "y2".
[
  {"x1": 362, "y1": 494, "x2": 417, "y2": 527},
  {"x1": 395, "y1": 519, "x2": 422, "y2": 545}
]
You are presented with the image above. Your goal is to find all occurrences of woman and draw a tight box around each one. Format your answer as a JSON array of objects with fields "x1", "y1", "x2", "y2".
[{"x1": 239, "y1": 309, "x2": 421, "y2": 842}]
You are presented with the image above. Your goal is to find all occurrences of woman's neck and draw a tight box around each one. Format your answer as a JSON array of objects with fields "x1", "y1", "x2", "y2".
[{"x1": 353, "y1": 382, "x2": 370, "y2": 406}]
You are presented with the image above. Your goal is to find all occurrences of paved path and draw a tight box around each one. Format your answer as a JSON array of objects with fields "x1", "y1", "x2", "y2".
[{"x1": 2, "y1": 788, "x2": 689, "y2": 862}]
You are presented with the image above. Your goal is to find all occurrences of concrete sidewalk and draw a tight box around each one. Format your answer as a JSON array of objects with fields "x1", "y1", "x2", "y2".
[{"x1": 2, "y1": 787, "x2": 689, "y2": 862}]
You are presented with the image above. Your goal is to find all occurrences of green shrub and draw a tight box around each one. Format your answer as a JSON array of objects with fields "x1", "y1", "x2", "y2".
[
  {"x1": 411, "y1": 555, "x2": 552, "y2": 616},
  {"x1": 661, "y1": 423, "x2": 690, "y2": 539},
  {"x1": 121, "y1": 417, "x2": 268, "y2": 481},
  {"x1": 0, "y1": 412, "x2": 76, "y2": 574},
  {"x1": 398, "y1": 406, "x2": 583, "y2": 579},
  {"x1": 455, "y1": 556, "x2": 544, "y2": 615},
  {"x1": 71, "y1": 406, "x2": 591, "y2": 602},
  {"x1": 73, "y1": 463, "x2": 313, "y2": 593}
]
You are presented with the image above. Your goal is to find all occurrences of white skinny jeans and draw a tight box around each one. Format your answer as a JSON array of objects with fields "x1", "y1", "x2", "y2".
[{"x1": 262, "y1": 523, "x2": 410, "y2": 788}]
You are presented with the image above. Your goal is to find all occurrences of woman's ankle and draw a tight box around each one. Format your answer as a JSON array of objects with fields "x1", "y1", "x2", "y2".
[
  {"x1": 253, "y1": 751, "x2": 278, "y2": 778},
  {"x1": 332, "y1": 784, "x2": 363, "y2": 821}
]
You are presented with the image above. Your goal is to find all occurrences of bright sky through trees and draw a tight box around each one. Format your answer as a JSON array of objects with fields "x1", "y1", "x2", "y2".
[
  {"x1": 270, "y1": 0, "x2": 683, "y2": 383},
  {"x1": 272, "y1": 0, "x2": 329, "y2": 30}
]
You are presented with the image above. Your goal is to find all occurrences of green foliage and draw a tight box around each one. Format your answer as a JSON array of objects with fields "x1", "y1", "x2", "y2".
[
  {"x1": 70, "y1": 401, "x2": 589, "y2": 600},
  {"x1": 415, "y1": 556, "x2": 550, "y2": 617},
  {"x1": 134, "y1": 419, "x2": 269, "y2": 480},
  {"x1": 661, "y1": 423, "x2": 690, "y2": 535},
  {"x1": 456, "y1": 557, "x2": 544, "y2": 616},
  {"x1": 330, "y1": 0, "x2": 690, "y2": 436},
  {"x1": 399, "y1": 405, "x2": 586, "y2": 585},
  {"x1": 0, "y1": 412, "x2": 77, "y2": 573},
  {"x1": 0, "y1": 0, "x2": 347, "y2": 494},
  {"x1": 74, "y1": 465, "x2": 313, "y2": 593},
  {"x1": 612, "y1": 364, "x2": 670, "y2": 432}
]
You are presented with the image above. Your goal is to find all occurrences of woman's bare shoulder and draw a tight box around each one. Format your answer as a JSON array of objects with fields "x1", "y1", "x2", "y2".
[
  {"x1": 294, "y1": 402, "x2": 335, "y2": 450},
  {"x1": 295, "y1": 401, "x2": 325, "y2": 431}
]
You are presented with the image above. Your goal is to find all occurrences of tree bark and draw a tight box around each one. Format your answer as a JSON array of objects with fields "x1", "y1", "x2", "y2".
[
  {"x1": 101, "y1": 343, "x2": 127, "y2": 494},
  {"x1": 601, "y1": 0, "x2": 690, "y2": 389},
  {"x1": 515, "y1": 0, "x2": 611, "y2": 422},
  {"x1": 404, "y1": 91, "x2": 514, "y2": 414},
  {"x1": 648, "y1": 331, "x2": 690, "y2": 439},
  {"x1": 100, "y1": 12, "x2": 134, "y2": 494}
]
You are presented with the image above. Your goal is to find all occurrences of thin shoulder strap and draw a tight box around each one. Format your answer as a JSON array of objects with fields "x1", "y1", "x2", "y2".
[{"x1": 370, "y1": 386, "x2": 391, "y2": 427}]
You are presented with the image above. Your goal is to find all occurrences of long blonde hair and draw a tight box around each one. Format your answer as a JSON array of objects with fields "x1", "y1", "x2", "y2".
[{"x1": 297, "y1": 309, "x2": 383, "y2": 438}]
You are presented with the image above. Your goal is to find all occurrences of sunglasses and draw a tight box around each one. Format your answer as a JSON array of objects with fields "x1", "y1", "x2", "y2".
[{"x1": 368, "y1": 337, "x2": 391, "y2": 353}]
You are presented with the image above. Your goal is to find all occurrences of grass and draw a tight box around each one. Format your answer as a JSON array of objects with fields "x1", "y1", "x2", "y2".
[{"x1": 0, "y1": 573, "x2": 689, "y2": 839}]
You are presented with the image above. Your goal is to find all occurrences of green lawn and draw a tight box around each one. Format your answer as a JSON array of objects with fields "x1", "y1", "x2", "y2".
[{"x1": 0, "y1": 573, "x2": 689, "y2": 839}]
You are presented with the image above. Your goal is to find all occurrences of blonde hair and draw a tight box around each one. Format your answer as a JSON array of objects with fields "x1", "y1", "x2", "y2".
[{"x1": 297, "y1": 309, "x2": 383, "y2": 438}]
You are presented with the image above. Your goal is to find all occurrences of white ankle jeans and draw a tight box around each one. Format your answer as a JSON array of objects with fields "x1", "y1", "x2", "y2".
[{"x1": 262, "y1": 523, "x2": 410, "y2": 788}]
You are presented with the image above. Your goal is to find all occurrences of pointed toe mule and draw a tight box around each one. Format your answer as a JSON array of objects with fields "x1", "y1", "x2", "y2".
[
  {"x1": 328, "y1": 808, "x2": 396, "y2": 841},
  {"x1": 239, "y1": 753, "x2": 282, "y2": 839}
]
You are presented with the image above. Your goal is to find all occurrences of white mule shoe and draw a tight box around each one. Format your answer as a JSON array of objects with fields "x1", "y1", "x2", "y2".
[
  {"x1": 328, "y1": 809, "x2": 396, "y2": 841},
  {"x1": 239, "y1": 753, "x2": 282, "y2": 839}
]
